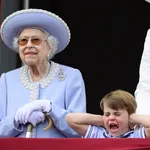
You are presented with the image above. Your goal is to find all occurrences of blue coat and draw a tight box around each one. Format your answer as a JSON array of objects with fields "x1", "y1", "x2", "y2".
[{"x1": 0, "y1": 61, "x2": 86, "y2": 138}]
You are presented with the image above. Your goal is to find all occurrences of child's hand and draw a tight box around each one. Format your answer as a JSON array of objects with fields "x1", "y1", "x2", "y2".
[{"x1": 129, "y1": 113, "x2": 137, "y2": 129}]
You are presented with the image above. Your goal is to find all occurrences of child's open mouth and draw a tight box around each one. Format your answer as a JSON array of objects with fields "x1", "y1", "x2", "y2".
[{"x1": 109, "y1": 123, "x2": 119, "y2": 132}]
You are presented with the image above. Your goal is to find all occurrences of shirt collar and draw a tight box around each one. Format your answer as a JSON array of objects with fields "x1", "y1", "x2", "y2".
[{"x1": 103, "y1": 129, "x2": 134, "y2": 138}]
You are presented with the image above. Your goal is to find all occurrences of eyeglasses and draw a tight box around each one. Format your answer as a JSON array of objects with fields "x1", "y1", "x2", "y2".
[{"x1": 18, "y1": 37, "x2": 46, "y2": 46}]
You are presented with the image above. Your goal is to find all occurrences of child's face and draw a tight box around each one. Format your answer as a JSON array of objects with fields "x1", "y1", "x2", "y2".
[{"x1": 103, "y1": 104, "x2": 129, "y2": 137}]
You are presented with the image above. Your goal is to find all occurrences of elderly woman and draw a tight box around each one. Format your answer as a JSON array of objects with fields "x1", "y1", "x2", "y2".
[{"x1": 0, "y1": 9, "x2": 86, "y2": 138}]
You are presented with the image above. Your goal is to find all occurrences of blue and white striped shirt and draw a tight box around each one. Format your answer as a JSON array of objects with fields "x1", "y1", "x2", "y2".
[{"x1": 84, "y1": 125, "x2": 145, "y2": 138}]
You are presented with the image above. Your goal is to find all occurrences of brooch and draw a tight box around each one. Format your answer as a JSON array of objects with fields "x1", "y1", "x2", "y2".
[{"x1": 58, "y1": 68, "x2": 66, "y2": 81}]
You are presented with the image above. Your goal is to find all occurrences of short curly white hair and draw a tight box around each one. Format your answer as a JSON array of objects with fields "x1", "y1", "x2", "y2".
[{"x1": 12, "y1": 29, "x2": 58, "y2": 60}]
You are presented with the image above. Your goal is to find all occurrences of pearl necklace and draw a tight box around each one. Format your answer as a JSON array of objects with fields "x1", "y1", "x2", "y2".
[{"x1": 20, "y1": 61, "x2": 59, "y2": 100}]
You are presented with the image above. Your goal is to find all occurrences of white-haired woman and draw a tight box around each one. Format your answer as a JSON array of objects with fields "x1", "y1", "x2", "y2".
[{"x1": 0, "y1": 9, "x2": 86, "y2": 138}]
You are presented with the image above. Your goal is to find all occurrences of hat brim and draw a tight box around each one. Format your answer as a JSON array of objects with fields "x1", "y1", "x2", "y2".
[{"x1": 1, "y1": 9, "x2": 70, "y2": 53}]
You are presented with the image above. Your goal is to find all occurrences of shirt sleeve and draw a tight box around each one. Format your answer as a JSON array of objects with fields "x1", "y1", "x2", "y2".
[
  {"x1": 84, "y1": 125, "x2": 105, "y2": 138},
  {"x1": 0, "y1": 73, "x2": 24, "y2": 137},
  {"x1": 134, "y1": 126, "x2": 145, "y2": 138},
  {"x1": 135, "y1": 29, "x2": 150, "y2": 115},
  {"x1": 48, "y1": 69, "x2": 86, "y2": 137}
]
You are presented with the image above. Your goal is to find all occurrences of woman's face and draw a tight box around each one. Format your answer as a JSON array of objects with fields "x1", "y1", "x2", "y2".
[
  {"x1": 18, "y1": 28, "x2": 51, "y2": 66},
  {"x1": 103, "y1": 104, "x2": 130, "y2": 137}
]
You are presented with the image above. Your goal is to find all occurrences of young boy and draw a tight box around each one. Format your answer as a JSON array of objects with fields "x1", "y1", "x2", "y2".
[{"x1": 66, "y1": 89, "x2": 150, "y2": 138}]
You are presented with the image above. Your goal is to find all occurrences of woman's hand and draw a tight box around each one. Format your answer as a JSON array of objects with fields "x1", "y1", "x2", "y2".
[
  {"x1": 27, "y1": 111, "x2": 45, "y2": 127},
  {"x1": 15, "y1": 99, "x2": 51, "y2": 124}
]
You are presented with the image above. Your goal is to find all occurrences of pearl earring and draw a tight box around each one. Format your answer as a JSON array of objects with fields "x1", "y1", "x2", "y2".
[{"x1": 47, "y1": 53, "x2": 51, "y2": 61}]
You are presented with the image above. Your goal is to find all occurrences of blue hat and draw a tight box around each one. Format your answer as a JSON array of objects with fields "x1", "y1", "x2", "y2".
[{"x1": 0, "y1": 9, "x2": 71, "y2": 53}]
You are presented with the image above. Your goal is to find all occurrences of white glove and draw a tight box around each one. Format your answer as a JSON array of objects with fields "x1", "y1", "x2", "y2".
[
  {"x1": 27, "y1": 111, "x2": 45, "y2": 127},
  {"x1": 15, "y1": 99, "x2": 51, "y2": 124}
]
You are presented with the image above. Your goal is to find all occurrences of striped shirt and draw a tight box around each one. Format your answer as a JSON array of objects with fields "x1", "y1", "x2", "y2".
[{"x1": 84, "y1": 125, "x2": 145, "y2": 138}]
